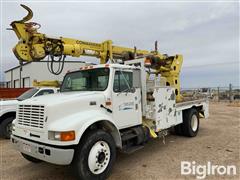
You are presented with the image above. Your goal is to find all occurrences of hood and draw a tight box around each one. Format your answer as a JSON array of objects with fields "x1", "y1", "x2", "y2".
[
  {"x1": 14, "y1": 91, "x2": 108, "y2": 143},
  {"x1": 17, "y1": 91, "x2": 106, "y2": 131},
  {"x1": 20, "y1": 91, "x2": 105, "y2": 106},
  {"x1": 0, "y1": 99, "x2": 18, "y2": 106}
]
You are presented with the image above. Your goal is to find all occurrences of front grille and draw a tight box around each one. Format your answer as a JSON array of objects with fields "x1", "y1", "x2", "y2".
[{"x1": 18, "y1": 105, "x2": 45, "y2": 128}]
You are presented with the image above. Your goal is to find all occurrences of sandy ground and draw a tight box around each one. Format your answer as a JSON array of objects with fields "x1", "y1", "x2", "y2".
[{"x1": 0, "y1": 102, "x2": 239, "y2": 180}]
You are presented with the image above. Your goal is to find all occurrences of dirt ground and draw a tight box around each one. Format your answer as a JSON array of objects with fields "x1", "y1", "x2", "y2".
[{"x1": 0, "y1": 102, "x2": 239, "y2": 180}]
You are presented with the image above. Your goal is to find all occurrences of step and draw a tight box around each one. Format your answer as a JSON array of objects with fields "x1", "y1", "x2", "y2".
[
  {"x1": 121, "y1": 133, "x2": 138, "y2": 142},
  {"x1": 122, "y1": 145, "x2": 144, "y2": 154}
]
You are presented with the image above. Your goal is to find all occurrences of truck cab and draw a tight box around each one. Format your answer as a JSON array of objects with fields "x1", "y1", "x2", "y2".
[
  {"x1": 12, "y1": 63, "x2": 141, "y2": 145},
  {"x1": 11, "y1": 59, "x2": 209, "y2": 180}
]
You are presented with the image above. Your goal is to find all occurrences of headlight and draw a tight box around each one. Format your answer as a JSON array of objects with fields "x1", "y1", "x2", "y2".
[{"x1": 48, "y1": 131, "x2": 75, "y2": 141}]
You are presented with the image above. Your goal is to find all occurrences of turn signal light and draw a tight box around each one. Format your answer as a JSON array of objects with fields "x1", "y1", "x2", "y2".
[
  {"x1": 49, "y1": 131, "x2": 75, "y2": 141},
  {"x1": 60, "y1": 131, "x2": 75, "y2": 141}
]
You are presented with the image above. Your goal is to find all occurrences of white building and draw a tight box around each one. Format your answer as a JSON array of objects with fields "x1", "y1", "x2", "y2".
[{"x1": 4, "y1": 61, "x2": 87, "y2": 88}]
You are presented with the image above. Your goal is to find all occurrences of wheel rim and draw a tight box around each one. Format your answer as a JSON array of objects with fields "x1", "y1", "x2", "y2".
[
  {"x1": 191, "y1": 114, "x2": 198, "y2": 132},
  {"x1": 88, "y1": 141, "x2": 110, "y2": 174}
]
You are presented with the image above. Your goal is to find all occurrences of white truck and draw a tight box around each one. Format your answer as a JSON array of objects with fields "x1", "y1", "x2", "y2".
[
  {"x1": 11, "y1": 59, "x2": 209, "y2": 180},
  {"x1": 0, "y1": 87, "x2": 58, "y2": 138}
]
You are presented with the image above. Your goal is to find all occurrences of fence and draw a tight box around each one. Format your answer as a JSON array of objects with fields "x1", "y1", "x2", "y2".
[{"x1": 181, "y1": 84, "x2": 240, "y2": 103}]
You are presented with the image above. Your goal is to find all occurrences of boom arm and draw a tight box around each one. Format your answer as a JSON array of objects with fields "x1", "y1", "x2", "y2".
[
  {"x1": 10, "y1": 6, "x2": 152, "y2": 63},
  {"x1": 9, "y1": 4, "x2": 183, "y2": 102}
]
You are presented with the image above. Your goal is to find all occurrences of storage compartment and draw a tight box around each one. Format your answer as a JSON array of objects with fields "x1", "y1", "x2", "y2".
[{"x1": 146, "y1": 87, "x2": 177, "y2": 131}]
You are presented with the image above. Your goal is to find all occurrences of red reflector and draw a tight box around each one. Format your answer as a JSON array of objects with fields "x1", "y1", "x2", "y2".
[{"x1": 106, "y1": 101, "x2": 111, "y2": 106}]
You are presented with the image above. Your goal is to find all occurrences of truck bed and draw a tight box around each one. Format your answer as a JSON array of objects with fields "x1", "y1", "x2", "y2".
[
  {"x1": 176, "y1": 98, "x2": 209, "y2": 111},
  {"x1": 177, "y1": 98, "x2": 208, "y2": 107}
]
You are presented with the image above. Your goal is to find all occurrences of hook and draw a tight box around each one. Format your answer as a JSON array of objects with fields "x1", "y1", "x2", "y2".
[{"x1": 11, "y1": 4, "x2": 33, "y2": 24}]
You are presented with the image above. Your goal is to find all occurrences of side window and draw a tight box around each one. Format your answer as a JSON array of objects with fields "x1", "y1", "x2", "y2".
[
  {"x1": 35, "y1": 89, "x2": 54, "y2": 97},
  {"x1": 113, "y1": 71, "x2": 133, "y2": 92}
]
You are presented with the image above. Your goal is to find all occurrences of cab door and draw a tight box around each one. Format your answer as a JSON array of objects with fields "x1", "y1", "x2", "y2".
[{"x1": 112, "y1": 69, "x2": 142, "y2": 129}]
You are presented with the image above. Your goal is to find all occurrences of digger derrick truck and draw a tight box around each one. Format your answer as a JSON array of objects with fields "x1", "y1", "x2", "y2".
[{"x1": 10, "y1": 5, "x2": 209, "y2": 180}]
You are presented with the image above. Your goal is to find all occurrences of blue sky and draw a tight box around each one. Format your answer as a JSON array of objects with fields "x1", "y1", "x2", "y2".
[{"x1": 0, "y1": 1, "x2": 239, "y2": 88}]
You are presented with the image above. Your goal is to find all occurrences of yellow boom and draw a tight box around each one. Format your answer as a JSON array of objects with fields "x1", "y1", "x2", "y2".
[{"x1": 9, "y1": 4, "x2": 183, "y2": 102}]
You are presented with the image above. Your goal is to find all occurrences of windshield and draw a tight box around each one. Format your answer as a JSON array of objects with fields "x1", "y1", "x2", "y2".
[
  {"x1": 61, "y1": 68, "x2": 110, "y2": 92},
  {"x1": 17, "y1": 88, "x2": 38, "y2": 101}
]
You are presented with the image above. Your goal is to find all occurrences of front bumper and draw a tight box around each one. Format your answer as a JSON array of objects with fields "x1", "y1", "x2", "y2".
[{"x1": 11, "y1": 135, "x2": 74, "y2": 165}]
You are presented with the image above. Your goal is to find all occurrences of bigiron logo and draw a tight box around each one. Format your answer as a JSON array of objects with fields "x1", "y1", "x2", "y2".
[{"x1": 181, "y1": 161, "x2": 237, "y2": 179}]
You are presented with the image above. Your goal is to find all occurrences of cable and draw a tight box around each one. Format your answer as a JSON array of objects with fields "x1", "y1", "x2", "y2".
[
  {"x1": 183, "y1": 61, "x2": 239, "y2": 68},
  {"x1": 47, "y1": 54, "x2": 66, "y2": 75},
  {"x1": 47, "y1": 43, "x2": 66, "y2": 75}
]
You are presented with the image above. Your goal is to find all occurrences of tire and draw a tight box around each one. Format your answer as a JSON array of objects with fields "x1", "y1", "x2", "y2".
[
  {"x1": 0, "y1": 117, "x2": 15, "y2": 139},
  {"x1": 174, "y1": 124, "x2": 183, "y2": 135},
  {"x1": 21, "y1": 153, "x2": 42, "y2": 163},
  {"x1": 73, "y1": 129, "x2": 116, "y2": 180},
  {"x1": 182, "y1": 108, "x2": 199, "y2": 137}
]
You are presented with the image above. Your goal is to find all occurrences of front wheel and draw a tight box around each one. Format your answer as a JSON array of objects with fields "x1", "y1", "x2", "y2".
[{"x1": 73, "y1": 130, "x2": 116, "y2": 180}]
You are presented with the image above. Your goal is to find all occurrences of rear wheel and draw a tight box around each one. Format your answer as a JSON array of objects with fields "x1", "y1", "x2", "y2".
[
  {"x1": 174, "y1": 124, "x2": 183, "y2": 135},
  {"x1": 21, "y1": 153, "x2": 42, "y2": 163},
  {"x1": 182, "y1": 108, "x2": 199, "y2": 137},
  {"x1": 73, "y1": 129, "x2": 116, "y2": 180}
]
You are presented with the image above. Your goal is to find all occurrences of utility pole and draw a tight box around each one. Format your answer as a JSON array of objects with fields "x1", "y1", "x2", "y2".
[
  {"x1": 229, "y1": 83, "x2": 233, "y2": 103},
  {"x1": 217, "y1": 87, "x2": 220, "y2": 102}
]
